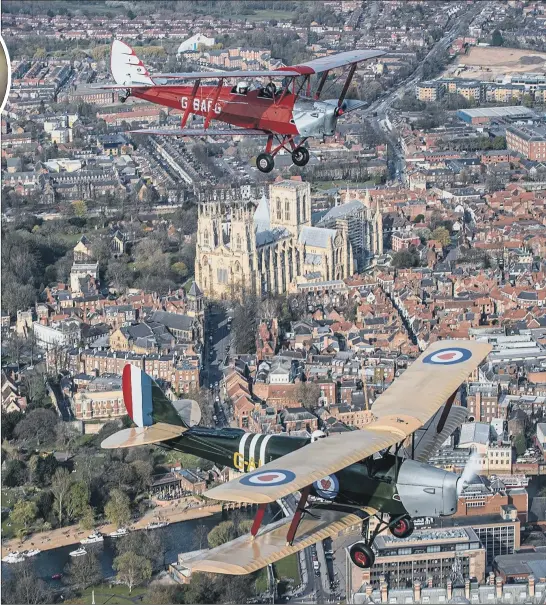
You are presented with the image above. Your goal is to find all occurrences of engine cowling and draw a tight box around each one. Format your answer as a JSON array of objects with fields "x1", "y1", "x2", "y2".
[{"x1": 396, "y1": 459, "x2": 460, "y2": 517}]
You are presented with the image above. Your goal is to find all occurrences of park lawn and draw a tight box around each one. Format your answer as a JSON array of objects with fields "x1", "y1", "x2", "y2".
[
  {"x1": 274, "y1": 553, "x2": 301, "y2": 584},
  {"x1": 65, "y1": 583, "x2": 146, "y2": 605},
  {"x1": 255, "y1": 568, "x2": 268, "y2": 594},
  {"x1": 245, "y1": 9, "x2": 296, "y2": 21}
]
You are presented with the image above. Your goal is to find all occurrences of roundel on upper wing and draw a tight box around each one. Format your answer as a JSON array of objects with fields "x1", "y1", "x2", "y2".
[
  {"x1": 423, "y1": 347, "x2": 472, "y2": 365},
  {"x1": 313, "y1": 474, "x2": 339, "y2": 500},
  {"x1": 240, "y1": 469, "x2": 296, "y2": 487}
]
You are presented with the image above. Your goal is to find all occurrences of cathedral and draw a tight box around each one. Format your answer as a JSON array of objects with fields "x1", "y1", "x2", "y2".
[{"x1": 194, "y1": 179, "x2": 380, "y2": 300}]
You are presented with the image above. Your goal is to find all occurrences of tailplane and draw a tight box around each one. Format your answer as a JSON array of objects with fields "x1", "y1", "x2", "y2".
[{"x1": 110, "y1": 39, "x2": 154, "y2": 86}]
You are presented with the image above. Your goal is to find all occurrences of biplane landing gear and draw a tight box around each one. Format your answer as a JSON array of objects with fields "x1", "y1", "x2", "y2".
[
  {"x1": 256, "y1": 153, "x2": 275, "y2": 173},
  {"x1": 390, "y1": 515, "x2": 414, "y2": 539},
  {"x1": 292, "y1": 146, "x2": 309, "y2": 167},
  {"x1": 349, "y1": 542, "x2": 375, "y2": 569}
]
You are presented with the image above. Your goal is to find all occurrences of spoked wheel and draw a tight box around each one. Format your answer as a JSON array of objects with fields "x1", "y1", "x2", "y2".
[
  {"x1": 292, "y1": 146, "x2": 310, "y2": 167},
  {"x1": 390, "y1": 516, "x2": 414, "y2": 539},
  {"x1": 349, "y1": 542, "x2": 375, "y2": 569},
  {"x1": 256, "y1": 153, "x2": 275, "y2": 173}
]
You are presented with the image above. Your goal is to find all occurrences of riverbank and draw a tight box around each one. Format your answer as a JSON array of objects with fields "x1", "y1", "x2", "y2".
[{"x1": 1, "y1": 501, "x2": 222, "y2": 556}]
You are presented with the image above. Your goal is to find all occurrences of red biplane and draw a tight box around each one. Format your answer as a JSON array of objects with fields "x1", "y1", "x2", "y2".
[{"x1": 101, "y1": 40, "x2": 385, "y2": 172}]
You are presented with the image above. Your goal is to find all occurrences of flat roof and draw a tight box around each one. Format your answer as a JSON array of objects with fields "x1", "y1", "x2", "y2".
[{"x1": 458, "y1": 106, "x2": 535, "y2": 119}]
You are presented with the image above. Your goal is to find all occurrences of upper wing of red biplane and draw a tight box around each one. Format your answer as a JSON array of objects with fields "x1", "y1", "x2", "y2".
[
  {"x1": 204, "y1": 340, "x2": 491, "y2": 505},
  {"x1": 152, "y1": 50, "x2": 386, "y2": 80}
]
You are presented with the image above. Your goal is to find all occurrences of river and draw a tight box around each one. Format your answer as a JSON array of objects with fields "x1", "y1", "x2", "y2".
[{"x1": 2, "y1": 507, "x2": 277, "y2": 586}]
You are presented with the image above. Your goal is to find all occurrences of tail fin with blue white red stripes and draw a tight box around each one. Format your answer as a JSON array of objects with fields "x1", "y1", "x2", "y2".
[
  {"x1": 122, "y1": 364, "x2": 189, "y2": 428},
  {"x1": 101, "y1": 365, "x2": 201, "y2": 449}
]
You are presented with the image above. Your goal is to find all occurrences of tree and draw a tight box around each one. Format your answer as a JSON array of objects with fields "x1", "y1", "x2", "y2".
[
  {"x1": 130, "y1": 459, "x2": 153, "y2": 493},
  {"x1": 116, "y1": 530, "x2": 166, "y2": 569},
  {"x1": 171, "y1": 261, "x2": 189, "y2": 278},
  {"x1": 144, "y1": 585, "x2": 185, "y2": 604},
  {"x1": 11, "y1": 500, "x2": 38, "y2": 530},
  {"x1": 193, "y1": 524, "x2": 210, "y2": 550},
  {"x1": 21, "y1": 370, "x2": 49, "y2": 409},
  {"x1": 14, "y1": 408, "x2": 59, "y2": 446},
  {"x1": 522, "y1": 93, "x2": 534, "y2": 108},
  {"x1": 29, "y1": 453, "x2": 58, "y2": 487},
  {"x1": 231, "y1": 288, "x2": 259, "y2": 354},
  {"x1": 105, "y1": 488, "x2": 131, "y2": 528},
  {"x1": 206, "y1": 519, "x2": 252, "y2": 549},
  {"x1": 64, "y1": 550, "x2": 102, "y2": 588},
  {"x1": 80, "y1": 505, "x2": 95, "y2": 531},
  {"x1": 1, "y1": 561, "x2": 52, "y2": 604},
  {"x1": 492, "y1": 136, "x2": 506, "y2": 150},
  {"x1": 491, "y1": 29, "x2": 504, "y2": 46},
  {"x1": 391, "y1": 250, "x2": 419, "y2": 269},
  {"x1": 181, "y1": 572, "x2": 220, "y2": 604},
  {"x1": 113, "y1": 551, "x2": 152, "y2": 593},
  {"x1": 186, "y1": 387, "x2": 214, "y2": 427},
  {"x1": 296, "y1": 381, "x2": 321, "y2": 410},
  {"x1": 514, "y1": 434, "x2": 526, "y2": 457},
  {"x1": 1, "y1": 411, "x2": 24, "y2": 441},
  {"x1": 51, "y1": 467, "x2": 72, "y2": 527},
  {"x1": 106, "y1": 257, "x2": 132, "y2": 293},
  {"x1": 66, "y1": 481, "x2": 90, "y2": 521},
  {"x1": 72, "y1": 200, "x2": 87, "y2": 218},
  {"x1": 413, "y1": 214, "x2": 425, "y2": 224},
  {"x1": 3, "y1": 459, "x2": 29, "y2": 487},
  {"x1": 207, "y1": 520, "x2": 236, "y2": 548},
  {"x1": 431, "y1": 226, "x2": 451, "y2": 247}
]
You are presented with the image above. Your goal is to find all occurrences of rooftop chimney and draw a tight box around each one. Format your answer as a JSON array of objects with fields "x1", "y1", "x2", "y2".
[
  {"x1": 465, "y1": 578, "x2": 470, "y2": 600},
  {"x1": 495, "y1": 576, "x2": 503, "y2": 600},
  {"x1": 379, "y1": 575, "x2": 388, "y2": 604},
  {"x1": 529, "y1": 575, "x2": 535, "y2": 598},
  {"x1": 446, "y1": 580, "x2": 453, "y2": 601},
  {"x1": 414, "y1": 580, "x2": 422, "y2": 602}
]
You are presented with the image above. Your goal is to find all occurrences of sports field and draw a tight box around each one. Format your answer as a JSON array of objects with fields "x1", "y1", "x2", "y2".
[{"x1": 445, "y1": 46, "x2": 546, "y2": 81}]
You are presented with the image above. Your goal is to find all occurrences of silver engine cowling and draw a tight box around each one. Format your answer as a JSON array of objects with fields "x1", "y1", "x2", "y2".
[{"x1": 396, "y1": 459, "x2": 460, "y2": 517}]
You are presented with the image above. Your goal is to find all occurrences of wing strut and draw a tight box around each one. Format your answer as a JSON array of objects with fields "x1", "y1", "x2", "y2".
[
  {"x1": 286, "y1": 485, "x2": 311, "y2": 546},
  {"x1": 204, "y1": 79, "x2": 223, "y2": 130},
  {"x1": 181, "y1": 79, "x2": 200, "y2": 129},
  {"x1": 314, "y1": 70, "x2": 330, "y2": 100},
  {"x1": 337, "y1": 63, "x2": 357, "y2": 110},
  {"x1": 251, "y1": 503, "x2": 267, "y2": 538}
]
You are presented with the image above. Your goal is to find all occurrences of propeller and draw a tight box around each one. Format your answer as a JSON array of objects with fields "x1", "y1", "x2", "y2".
[{"x1": 456, "y1": 451, "x2": 481, "y2": 496}]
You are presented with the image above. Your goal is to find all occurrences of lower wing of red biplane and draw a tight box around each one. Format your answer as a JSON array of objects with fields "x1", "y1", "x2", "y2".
[{"x1": 177, "y1": 340, "x2": 491, "y2": 575}]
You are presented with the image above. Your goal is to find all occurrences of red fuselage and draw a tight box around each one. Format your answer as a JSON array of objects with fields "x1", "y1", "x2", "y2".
[{"x1": 133, "y1": 86, "x2": 299, "y2": 135}]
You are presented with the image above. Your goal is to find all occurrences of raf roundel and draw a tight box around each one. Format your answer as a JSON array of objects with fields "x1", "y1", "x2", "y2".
[
  {"x1": 240, "y1": 469, "x2": 296, "y2": 487},
  {"x1": 313, "y1": 474, "x2": 339, "y2": 500},
  {"x1": 423, "y1": 347, "x2": 472, "y2": 366}
]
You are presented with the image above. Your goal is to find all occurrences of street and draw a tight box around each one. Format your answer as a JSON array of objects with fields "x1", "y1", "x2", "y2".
[
  {"x1": 202, "y1": 304, "x2": 233, "y2": 427},
  {"x1": 362, "y1": 5, "x2": 482, "y2": 184}
]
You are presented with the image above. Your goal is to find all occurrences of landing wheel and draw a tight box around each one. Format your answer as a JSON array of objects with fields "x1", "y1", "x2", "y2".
[
  {"x1": 256, "y1": 153, "x2": 275, "y2": 173},
  {"x1": 390, "y1": 516, "x2": 414, "y2": 539},
  {"x1": 292, "y1": 146, "x2": 310, "y2": 167},
  {"x1": 349, "y1": 542, "x2": 375, "y2": 569}
]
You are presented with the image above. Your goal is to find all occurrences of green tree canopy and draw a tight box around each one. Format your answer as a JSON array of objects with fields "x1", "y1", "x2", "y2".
[
  {"x1": 113, "y1": 551, "x2": 152, "y2": 593},
  {"x1": 431, "y1": 226, "x2": 451, "y2": 247},
  {"x1": 491, "y1": 29, "x2": 504, "y2": 46},
  {"x1": 391, "y1": 249, "x2": 419, "y2": 269},
  {"x1": 11, "y1": 500, "x2": 37, "y2": 530},
  {"x1": 105, "y1": 488, "x2": 131, "y2": 528}
]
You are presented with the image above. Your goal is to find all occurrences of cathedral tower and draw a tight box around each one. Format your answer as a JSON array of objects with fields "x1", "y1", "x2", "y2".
[{"x1": 269, "y1": 180, "x2": 311, "y2": 236}]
